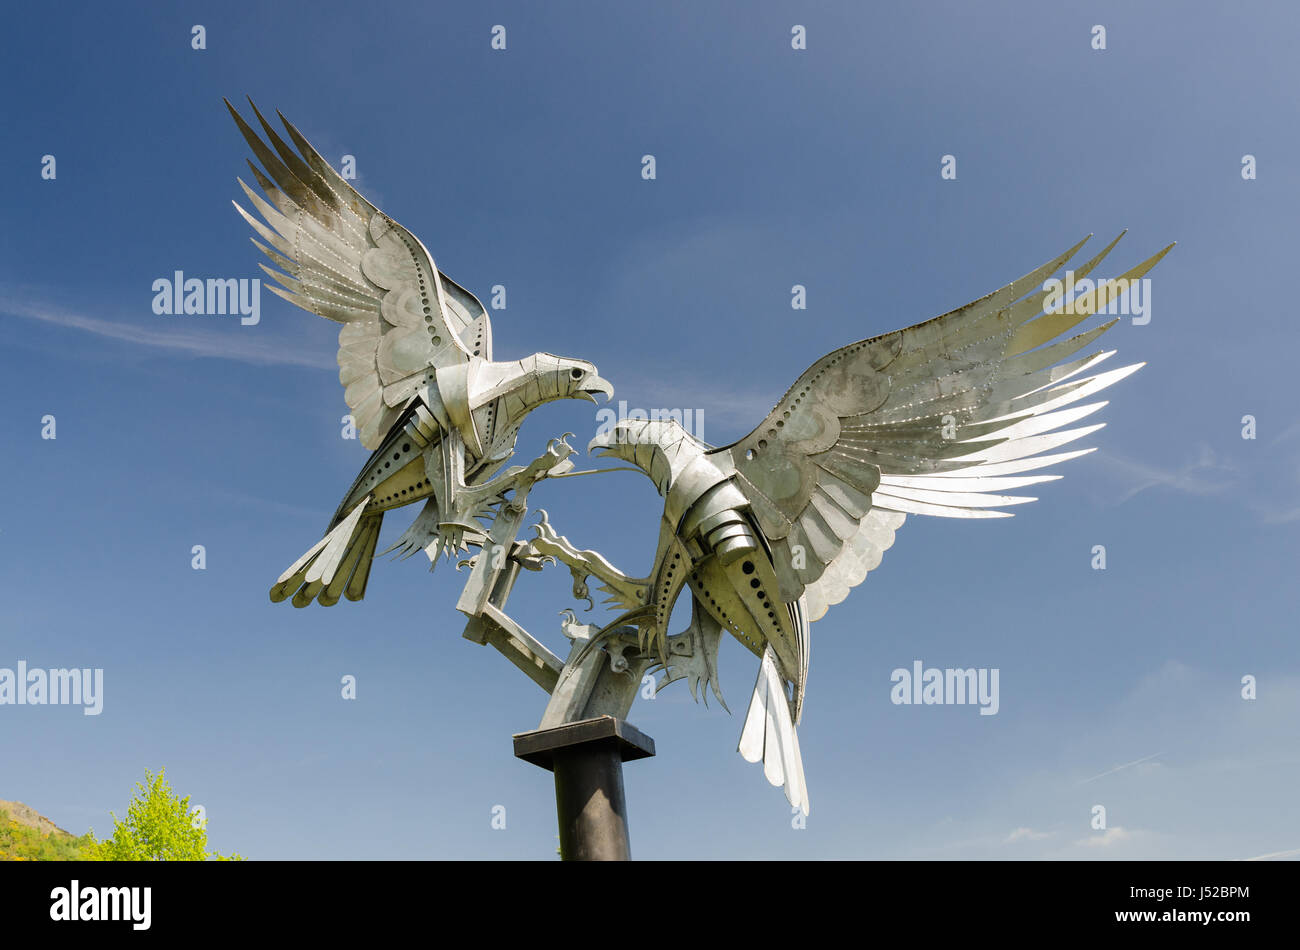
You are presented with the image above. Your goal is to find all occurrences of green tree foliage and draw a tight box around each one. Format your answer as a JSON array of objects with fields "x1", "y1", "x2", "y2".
[
  {"x1": 0, "y1": 810, "x2": 100, "y2": 861},
  {"x1": 96, "y1": 769, "x2": 243, "y2": 861}
]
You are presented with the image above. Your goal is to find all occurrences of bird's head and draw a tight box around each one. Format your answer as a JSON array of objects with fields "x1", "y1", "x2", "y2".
[
  {"x1": 587, "y1": 417, "x2": 685, "y2": 463},
  {"x1": 553, "y1": 355, "x2": 614, "y2": 404},
  {"x1": 473, "y1": 353, "x2": 613, "y2": 416},
  {"x1": 510, "y1": 353, "x2": 613, "y2": 404}
]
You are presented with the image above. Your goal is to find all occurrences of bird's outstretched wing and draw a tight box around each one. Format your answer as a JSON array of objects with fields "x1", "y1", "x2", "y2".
[
  {"x1": 711, "y1": 233, "x2": 1172, "y2": 620},
  {"x1": 226, "y1": 99, "x2": 493, "y2": 449}
]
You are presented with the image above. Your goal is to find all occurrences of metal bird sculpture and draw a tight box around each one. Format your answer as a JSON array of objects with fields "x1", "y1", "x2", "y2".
[
  {"x1": 225, "y1": 100, "x2": 612, "y2": 606},
  {"x1": 550, "y1": 233, "x2": 1170, "y2": 814}
]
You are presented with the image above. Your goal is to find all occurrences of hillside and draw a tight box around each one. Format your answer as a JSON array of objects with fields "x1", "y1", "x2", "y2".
[{"x1": 0, "y1": 800, "x2": 99, "y2": 861}]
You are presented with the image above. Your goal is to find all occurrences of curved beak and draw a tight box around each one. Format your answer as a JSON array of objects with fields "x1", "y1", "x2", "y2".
[
  {"x1": 577, "y1": 374, "x2": 614, "y2": 403},
  {"x1": 587, "y1": 432, "x2": 614, "y2": 457}
]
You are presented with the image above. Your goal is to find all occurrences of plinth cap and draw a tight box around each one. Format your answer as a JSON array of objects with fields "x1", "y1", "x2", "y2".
[{"x1": 513, "y1": 715, "x2": 656, "y2": 771}]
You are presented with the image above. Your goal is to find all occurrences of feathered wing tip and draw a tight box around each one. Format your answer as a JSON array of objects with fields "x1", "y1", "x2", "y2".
[
  {"x1": 269, "y1": 496, "x2": 380, "y2": 607},
  {"x1": 738, "y1": 645, "x2": 810, "y2": 816}
]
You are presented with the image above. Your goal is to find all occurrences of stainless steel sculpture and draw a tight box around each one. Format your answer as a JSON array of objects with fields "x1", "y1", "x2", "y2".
[
  {"x1": 225, "y1": 101, "x2": 612, "y2": 606},
  {"x1": 229, "y1": 100, "x2": 1171, "y2": 833},
  {"x1": 559, "y1": 232, "x2": 1172, "y2": 814}
]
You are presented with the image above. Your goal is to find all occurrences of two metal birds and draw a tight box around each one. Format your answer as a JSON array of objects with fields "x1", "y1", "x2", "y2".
[{"x1": 230, "y1": 100, "x2": 1169, "y2": 815}]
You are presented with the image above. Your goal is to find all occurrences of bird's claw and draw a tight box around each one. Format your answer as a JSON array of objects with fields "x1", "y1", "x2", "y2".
[
  {"x1": 531, "y1": 509, "x2": 560, "y2": 541},
  {"x1": 519, "y1": 438, "x2": 576, "y2": 485},
  {"x1": 547, "y1": 433, "x2": 576, "y2": 457},
  {"x1": 515, "y1": 551, "x2": 555, "y2": 573},
  {"x1": 571, "y1": 575, "x2": 594, "y2": 612}
]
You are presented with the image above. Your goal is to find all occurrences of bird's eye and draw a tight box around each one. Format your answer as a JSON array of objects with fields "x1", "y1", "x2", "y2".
[{"x1": 570, "y1": 367, "x2": 584, "y2": 380}]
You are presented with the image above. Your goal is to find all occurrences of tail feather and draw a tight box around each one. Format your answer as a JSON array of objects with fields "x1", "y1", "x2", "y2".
[
  {"x1": 319, "y1": 518, "x2": 378, "y2": 606},
  {"x1": 788, "y1": 595, "x2": 811, "y2": 723},
  {"x1": 269, "y1": 535, "x2": 330, "y2": 602},
  {"x1": 270, "y1": 496, "x2": 381, "y2": 607},
  {"x1": 738, "y1": 645, "x2": 810, "y2": 815},
  {"x1": 344, "y1": 518, "x2": 381, "y2": 602}
]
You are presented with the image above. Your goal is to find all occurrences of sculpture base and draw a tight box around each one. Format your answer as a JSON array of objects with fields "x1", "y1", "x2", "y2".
[{"x1": 513, "y1": 715, "x2": 655, "y2": 861}]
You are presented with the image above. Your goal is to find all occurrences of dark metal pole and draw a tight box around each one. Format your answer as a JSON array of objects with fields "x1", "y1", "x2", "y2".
[
  {"x1": 553, "y1": 742, "x2": 630, "y2": 860},
  {"x1": 514, "y1": 715, "x2": 655, "y2": 861}
]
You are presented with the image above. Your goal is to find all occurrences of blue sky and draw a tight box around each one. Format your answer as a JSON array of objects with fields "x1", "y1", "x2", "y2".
[{"x1": 2, "y1": 0, "x2": 1299, "y2": 859}]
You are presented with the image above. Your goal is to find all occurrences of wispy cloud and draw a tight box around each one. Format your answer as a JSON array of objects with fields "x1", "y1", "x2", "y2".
[
  {"x1": 1005, "y1": 827, "x2": 1052, "y2": 843},
  {"x1": 1077, "y1": 825, "x2": 1136, "y2": 848},
  {"x1": 3, "y1": 295, "x2": 335, "y2": 370},
  {"x1": 1089, "y1": 437, "x2": 1300, "y2": 525},
  {"x1": 1077, "y1": 751, "x2": 1166, "y2": 786},
  {"x1": 1256, "y1": 503, "x2": 1300, "y2": 525},
  {"x1": 1093, "y1": 444, "x2": 1237, "y2": 505},
  {"x1": 1243, "y1": 847, "x2": 1300, "y2": 861}
]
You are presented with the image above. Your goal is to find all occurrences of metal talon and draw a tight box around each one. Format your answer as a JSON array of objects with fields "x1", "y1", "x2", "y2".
[
  {"x1": 548, "y1": 432, "x2": 576, "y2": 455},
  {"x1": 569, "y1": 574, "x2": 593, "y2": 611}
]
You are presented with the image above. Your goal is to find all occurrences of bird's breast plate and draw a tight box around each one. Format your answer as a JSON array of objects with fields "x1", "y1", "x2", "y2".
[
  {"x1": 672, "y1": 465, "x2": 758, "y2": 566},
  {"x1": 435, "y1": 360, "x2": 484, "y2": 456},
  {"x1": 665, "y1": 454, "x2": 735, "y2": 530}
]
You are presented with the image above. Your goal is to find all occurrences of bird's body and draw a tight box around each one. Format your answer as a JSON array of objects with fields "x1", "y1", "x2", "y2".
[
  {"x1": 599, "y1": 428, "x2": 803, "y2": 677},
  {"x1": 226, "y1": 100, "x2": 611, "y2": 606},
  {"x1": 627, "y1": 433, "x2": 816, "y2": 808},
  {"x1": 575, "y1": 232, "x2": 1173, "y2": 814}
]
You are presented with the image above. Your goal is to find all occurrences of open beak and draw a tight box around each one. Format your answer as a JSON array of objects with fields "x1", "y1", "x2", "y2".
[{"x1": 576, "y1": 374, "x2": 614, "y2": 403}]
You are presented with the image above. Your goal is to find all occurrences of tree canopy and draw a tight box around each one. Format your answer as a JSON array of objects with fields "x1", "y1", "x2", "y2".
[{"x1": 96, "y1": 768, "x2": 242, "y2": 861}]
